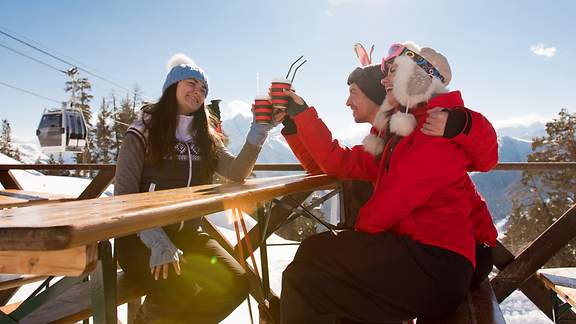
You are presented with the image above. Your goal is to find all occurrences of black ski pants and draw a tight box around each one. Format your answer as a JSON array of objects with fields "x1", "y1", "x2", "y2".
[{"x1": 281, "y1": 231, "x2": 474, "y2": 324}]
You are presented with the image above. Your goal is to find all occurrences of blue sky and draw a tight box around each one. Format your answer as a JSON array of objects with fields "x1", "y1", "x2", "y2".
[{"x1": 1, "y1": 0, "x2": 574, "y2": 138}]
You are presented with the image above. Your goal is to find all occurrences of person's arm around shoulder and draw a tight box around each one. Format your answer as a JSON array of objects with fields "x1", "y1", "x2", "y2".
[{"x1": 422, "y1": 107, "x2": 498, "y2": 172}]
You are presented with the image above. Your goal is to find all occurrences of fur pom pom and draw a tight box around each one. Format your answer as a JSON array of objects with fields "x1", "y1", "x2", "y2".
[
  {"x1": 390, "y1": 111, "x2": 417, "y2": 137},
  {"x1": 362, "y1": 134, "x2": 385, "y2": 156},
  {"x1": 166, "y1": 53, "x2": 195, "y2": 71},
  {"x1": 373, "y1": 110, "x2": 389, "y2": 132}
]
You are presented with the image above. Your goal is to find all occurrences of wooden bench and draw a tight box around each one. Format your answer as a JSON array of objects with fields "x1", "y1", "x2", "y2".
[
  {"x1": 537, "y1": 267, "x2": 576, "y2": 322},
  {"x1": 418, "y1": 279, "x2": 506, "y2": 324}
]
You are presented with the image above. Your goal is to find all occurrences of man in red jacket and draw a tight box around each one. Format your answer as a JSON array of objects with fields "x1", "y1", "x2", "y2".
[{"x1": 278, "y1": 42, "x2": 498, "y2": 324}]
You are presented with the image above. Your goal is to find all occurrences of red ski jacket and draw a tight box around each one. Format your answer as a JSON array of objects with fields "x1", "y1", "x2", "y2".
[{"x1": 285, "y1": 91, "x2": 498, "y2": 266}]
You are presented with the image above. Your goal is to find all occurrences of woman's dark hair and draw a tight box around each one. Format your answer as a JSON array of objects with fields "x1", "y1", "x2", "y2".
[{"x1": 143, "y1": 83, "x2": 221, "y2": 173}]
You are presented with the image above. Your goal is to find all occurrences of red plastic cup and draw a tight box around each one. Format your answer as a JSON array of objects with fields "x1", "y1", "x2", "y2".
[
  {"x1": 270, "y1": 78, "x2": 292, "y2": 110},
  {"x1": 254, "y1": 95, "x2": 274, "y2": 124}
]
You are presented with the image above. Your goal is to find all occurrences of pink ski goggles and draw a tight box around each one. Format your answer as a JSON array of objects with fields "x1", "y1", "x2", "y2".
[{"x1": 380, "y1": 43, "x2": 446, "y2": 83}]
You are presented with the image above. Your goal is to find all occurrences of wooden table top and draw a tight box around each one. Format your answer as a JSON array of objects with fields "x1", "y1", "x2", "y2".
[
  {"x1": 537, "y1": 267, "x2": 576, "y2": 308},
  {"x1": 0, "y1": 174, "x2": 336, "y2": 251}
]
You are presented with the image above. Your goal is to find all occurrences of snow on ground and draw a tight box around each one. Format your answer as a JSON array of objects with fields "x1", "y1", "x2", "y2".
[
  {"x1": 1, "y1": 154, "x2": 556, "y2": 323},
  {"x1": 501, "y1": 291, "x2": 552, "y2": 323}
]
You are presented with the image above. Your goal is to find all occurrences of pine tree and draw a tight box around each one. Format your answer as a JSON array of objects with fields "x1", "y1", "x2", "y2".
[
  {"x1": 0, "y1": 119, "x2": 18, "y2": 160},
  {"x1": 0, "y1": 119, "x2": 11, "y2": 156},
  {"x1": 503, "y1": 109, "x2": 576, "y2": 267},
  {"x1": 13, "y1": 147, "x2": 21, "y2": 162},
  {"x1": 46, "y1": 154, "x2": 57, "y2": 175},
  {"x1": 65, "y1": 72, "x2": 94, "y2": 173},
  {"x1": 112, "y1": 91, "x2": 138, "y2": 160},
  {"x1": 65, "y1": 77, "x2": 94, "y2": 127},
  {"x1": 93, "y1": 98, "x2": 114, "y2": 164}
]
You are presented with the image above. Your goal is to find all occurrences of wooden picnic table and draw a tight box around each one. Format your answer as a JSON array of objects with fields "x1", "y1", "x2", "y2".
[
  {"x1": 0, "y1": 174, "x2": 335, "y2": 252},
  {"x1": 0, "y1": 173, "x2": 337, "y2": 323}
]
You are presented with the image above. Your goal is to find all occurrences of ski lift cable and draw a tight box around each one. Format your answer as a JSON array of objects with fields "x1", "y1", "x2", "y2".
[
  {"x1": 0, "y1": 42, "x2": 68, "y2": 74},
  {"x1": 0, "y1": 80, "x2": 61, "y2": 104},
  {"x1": 0, "y1": 28, "x2": 145, "y2": 99},
  {"x1": 0, "y1": 80, "x2": 131, "y2": 127},
  {"x1": 0, "y1": 25, "x2": 142, "y2": 95}
]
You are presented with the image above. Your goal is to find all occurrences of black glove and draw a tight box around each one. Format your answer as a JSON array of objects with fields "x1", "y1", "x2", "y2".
[
  {"x1": 286, "y1": 97, "x2": 309, "y2": 118},
  {"x1": 443, "y1": 109, "x2": 467, "y2": 138},
  {"x1": 282, "y1": 116, "x2": 297, "y2": 135}
]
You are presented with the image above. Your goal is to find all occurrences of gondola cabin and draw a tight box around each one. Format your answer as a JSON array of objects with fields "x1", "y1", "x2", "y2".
[{"x1": 36, "y1": 105, "x2": 87, "y2": 153}]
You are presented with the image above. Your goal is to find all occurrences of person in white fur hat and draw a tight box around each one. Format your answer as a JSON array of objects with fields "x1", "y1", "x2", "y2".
[{"x1": 278, "y1": 42, "x2": 498, "y2": 324}]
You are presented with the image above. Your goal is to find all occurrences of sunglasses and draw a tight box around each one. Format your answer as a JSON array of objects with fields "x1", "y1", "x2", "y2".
[{"x1": 381, "y1": 44, "x2": 446, "y2": 84}]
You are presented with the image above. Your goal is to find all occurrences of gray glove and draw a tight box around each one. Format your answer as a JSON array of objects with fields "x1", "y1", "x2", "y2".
[
  {"x1": 246, "y1": 120, "x2": 276, "y2": 147},
  {"x1": 138, "y1": 227, "x2": 183, "y2": 269}
]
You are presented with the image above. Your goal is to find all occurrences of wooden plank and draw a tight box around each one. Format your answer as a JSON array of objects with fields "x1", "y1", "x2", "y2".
[
  {"x1": 0, "y1": 190, "x2": 74, "y2": 209},
  {"x1": 492, "y1": 204, "x2": 576, "y2": 302},
  {"x1": 537, "y1": 268, "x2": 576, "y2": 289},
  {"x1": 0, "y1": 174, "x2": 337, "y2": 251},
  {"x1": 0, "y1": 275, "x2": 47, "y2": 291},
  {"x1": 0, "y1": 170, "x2": 22, "y2": 190},
  {"x1": 77, "y1": 169, "x2": 115, "y2": 200},
  {"x1": 419, "y1": 279, "x2": 505, "y2": 324},
  {"x1": 1, "y1": 162, "x2": 575, "y2": 172},
  {"x1": 492, "y1": 162, "x2": 576, "y2": 171},
  {"x1": 493, "y1": 241, "x2": 554, "y2": 320},
  {"x1": 0, "y1": 194, "x2": 29, "y2": 208},
  {"x1": 0, "y1": 272, "x2": 145, "y2": 324},
  {"x1": 0, "y1": 244, "x2": 97, "y2": 276},
  {"x1": 0, "y1": 164, "x2": 115, "y2": 171},
  {"x1": 252, "y1": 163, "x2": 304, "y2": 171},
  {"x1": 537, "y1": 268, "x2": 576, "y2": 308}
]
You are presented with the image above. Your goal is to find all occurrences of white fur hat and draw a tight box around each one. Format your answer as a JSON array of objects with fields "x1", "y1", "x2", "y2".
[
  {"x1": 389, "y1": 42, "x2": 451, "y2": 107},
  {"x1": 362, "y1": 42, "x2": 451, "y2": 156}
]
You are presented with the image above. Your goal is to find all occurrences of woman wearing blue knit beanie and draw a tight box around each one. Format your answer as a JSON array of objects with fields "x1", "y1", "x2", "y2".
[{"x1": 114, "y1": 53, "x2": 278, "y2": 323}]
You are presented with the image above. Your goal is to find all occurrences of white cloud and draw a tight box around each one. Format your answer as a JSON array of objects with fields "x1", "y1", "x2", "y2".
[
  {"x1": 220, "y1": 99, "x2": 252, "y2": 121},
  {"x1": 325, "y1": 10, "x2": 334, "y2": 16},
  {"x1": 529, "y1": 43, "x2": 556, "y2": 58},
  {"x1": 492, "y1": 114, "x2": 550, "y2": 129}
]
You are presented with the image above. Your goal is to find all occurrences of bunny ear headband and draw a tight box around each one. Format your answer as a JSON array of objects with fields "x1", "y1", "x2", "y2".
[{"x1": 354, "y1": 43, "x2": 374, "y2": 67}]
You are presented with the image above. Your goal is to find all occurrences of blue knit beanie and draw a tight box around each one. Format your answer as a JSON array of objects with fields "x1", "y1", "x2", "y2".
[{"x1": 162, "y1": 53, "x2": 209, "y2": 95}]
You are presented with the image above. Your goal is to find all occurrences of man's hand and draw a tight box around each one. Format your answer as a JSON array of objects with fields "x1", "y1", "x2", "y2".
[{"x1": 422, "y1": 107, "x2": 449, "y2": 136}]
